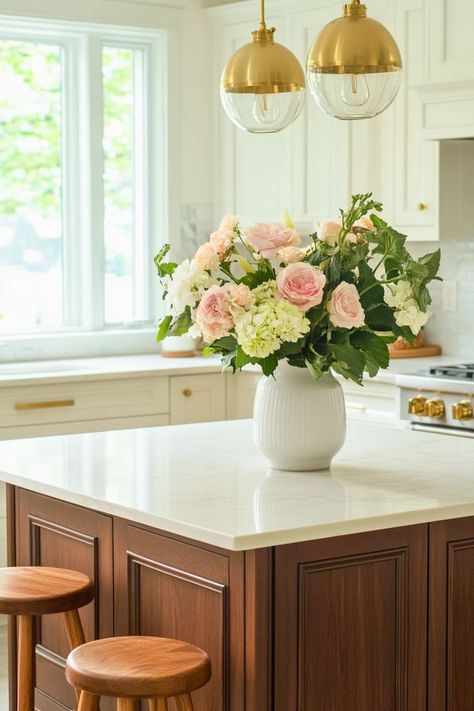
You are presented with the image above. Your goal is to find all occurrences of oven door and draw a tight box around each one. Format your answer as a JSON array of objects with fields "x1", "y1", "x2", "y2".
[{"x1": 412, "y1": 423, "x2": 474, "y2": 439}]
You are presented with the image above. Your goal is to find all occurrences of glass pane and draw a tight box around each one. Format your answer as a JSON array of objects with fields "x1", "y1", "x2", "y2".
[
  {"x1": 103, "y1": 46, "x2": 144, "y2": 325},
  {"x1": 0, "y1": 40, "x2": 63, "y2": 333}
]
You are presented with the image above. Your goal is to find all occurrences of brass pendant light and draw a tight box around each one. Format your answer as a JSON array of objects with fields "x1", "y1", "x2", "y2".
[
  {"x1": 306, "y1": 0, "x2": 402, "y2": 120},
  {"x1": 220, "y1": 0, "x2": 306, "y2": 133}
]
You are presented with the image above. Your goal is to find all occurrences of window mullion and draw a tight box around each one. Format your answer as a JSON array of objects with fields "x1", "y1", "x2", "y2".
[{"x1": 78, "y1": 35, "x2": 105, "y2": 330}]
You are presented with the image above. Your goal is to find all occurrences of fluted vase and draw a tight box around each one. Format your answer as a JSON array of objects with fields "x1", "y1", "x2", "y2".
[{"x1": 253, "y1": 360, "x2": 346, "y2": 471}]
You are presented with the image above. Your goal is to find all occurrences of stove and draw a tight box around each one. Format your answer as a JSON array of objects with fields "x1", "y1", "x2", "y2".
[{"x1": 396, "y1": 364, "x2": 474, "y2": 437}]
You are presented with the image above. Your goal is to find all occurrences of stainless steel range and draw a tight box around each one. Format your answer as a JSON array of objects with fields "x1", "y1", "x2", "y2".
[{"x1": 396, "y1": 364, "x2": 474, "y2": 438}]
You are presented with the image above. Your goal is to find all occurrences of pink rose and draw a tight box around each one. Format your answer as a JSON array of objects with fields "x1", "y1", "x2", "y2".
[
  {"x1": 317, "y1": 220, "x2": 342, "y2": 245},
  {"x1": 245, "y1": 223, "x2": 300, "y2": 259},
  {"x1": 327, "y1": 282, "x2": 365, "y2": 329},
  {"x1": 277, "y1": 246, "x2": 307, "y2": 264},
  {"x1": 219, "y1": 214, "x2": 238, "y2": 232},
  {"x1": 354, "y1": 216, "x2": 374, "y2": 231},
  {"x1": 196, "y1": 285, "x2": 234, "y2": 343},
  {"x1": 195, "y1": 242, "x2": 219, "y2": 271},
  {"x1": 228, "y1": 283, "x2": 253, "y2": 309},
  {"x1": 276, "y1": 262, "x2": 327, "y2": 311},
  {"x1": 210, "y1": 229, "x2": 234, "y2": 254}
]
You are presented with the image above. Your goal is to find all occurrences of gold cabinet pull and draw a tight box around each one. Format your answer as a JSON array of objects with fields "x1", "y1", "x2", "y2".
[
  {"x1": 15, "y1": 399, "x2": 75, "y2": 411},
  {"x1": 182, "y1": 389, "x2": 192, "y2": 398},
  {"x1": 418, "y1": 202, "x2": 428, "y2": 211}
]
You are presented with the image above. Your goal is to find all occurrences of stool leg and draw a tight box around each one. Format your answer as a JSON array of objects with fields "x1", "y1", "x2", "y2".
[
  {"x1": 77, "y1": 691, "x2": 101, "y2": 711},
  {"x1": 148, "y1": 700, "x2": 168, "y2": 711},
  {"x1": 117, "y1": 700, "x2": 136, "y2": 711},
  {"x1": 63, "y1": 609, "x2": 86, "y2": 649},
  {"x1": 17, "y1": 614, "x2": 34, "y2": 711},
  {"x1": 173, "y1": 695, "x2": 194, "y2": 711}
]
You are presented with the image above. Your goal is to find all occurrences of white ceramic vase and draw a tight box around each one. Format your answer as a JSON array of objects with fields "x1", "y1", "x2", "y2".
[{"x1": 253, "y1": 360, "x2": 346, "y2": 471}]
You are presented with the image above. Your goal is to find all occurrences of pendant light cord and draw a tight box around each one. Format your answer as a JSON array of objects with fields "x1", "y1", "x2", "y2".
[{"x1": 260, "y1": 0, "x2": 266, "y2": 29}]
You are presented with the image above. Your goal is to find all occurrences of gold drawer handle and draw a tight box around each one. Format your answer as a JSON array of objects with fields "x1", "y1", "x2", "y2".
[
  {"x1": 418, "y1": 202, "x2": 428, "y2": 211},
  {"x1": 15, "y1": 399, "x2": 75, "y2": 411},
  {"x1": 182, "y1": 389, "x2": 192, "y2": 398}
]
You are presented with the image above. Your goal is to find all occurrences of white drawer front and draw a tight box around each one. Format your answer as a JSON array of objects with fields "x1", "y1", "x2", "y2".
[{"x1": 0, "y1": 377, "x2": 169, "y2": 428}]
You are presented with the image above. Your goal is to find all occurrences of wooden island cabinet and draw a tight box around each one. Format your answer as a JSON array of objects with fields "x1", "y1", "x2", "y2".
[{"x1": 8, "y1": 485, "x2": 474, "y2": 711}]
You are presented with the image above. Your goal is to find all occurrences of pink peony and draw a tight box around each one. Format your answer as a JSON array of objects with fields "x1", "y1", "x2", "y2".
[
  {"x1": 195, "y1": 242, "x2": 219, "y2": 271},
  {"x1": 245, "y1": 223, "x2": 300, "y2": 259},
  {"x1": 327, "y1": 282, "x2": 365, "y2": 329},
  {"x1": 276, "y1": 262, "x2": 327, "y2": 312},
  {"x1": 196, "y1": 285, "x2": 234, "y2": 343},
  {"x1": 277, "y1": 246, "x2": 307, "y2": 264},
  {"x1": 210, "y1": 229, "x2": 234, "y2": 254},
  {"x1": 228, "y1": 283, "x2": 253, "y2": 309},
  {"x1": 317, "y1": 220, "x2": 342, "y2": 245}
]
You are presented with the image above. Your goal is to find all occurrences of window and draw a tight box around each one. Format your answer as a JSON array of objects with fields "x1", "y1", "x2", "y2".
[{"x1": 0, "y1": 19, "x2": 167, "y2": 347}]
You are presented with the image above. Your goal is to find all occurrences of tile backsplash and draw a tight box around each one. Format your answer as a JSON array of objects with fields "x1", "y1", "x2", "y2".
[{"x1": 410, "y1": 239, "x2": 474, "y2": 358}]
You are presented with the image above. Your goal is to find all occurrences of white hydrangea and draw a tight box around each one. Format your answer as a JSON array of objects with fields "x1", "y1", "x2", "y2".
[
  {"x1": 233, "y1": 289, "x2": 310, "y2": 359},
  {"x1": 165, "y1": 259, "x2": 215, "y2": 317},
  {"x1": 383, "y1": 280, "x2": 430, "y2": 335}
]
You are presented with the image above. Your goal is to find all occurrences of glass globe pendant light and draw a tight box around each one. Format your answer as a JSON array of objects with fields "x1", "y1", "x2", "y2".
[
  {"x1": 220, "y1": 0, "x2": 306, "y2": 133},
  {"x1": 306, "y1": 0, "x2": 402, "y2": 120}
]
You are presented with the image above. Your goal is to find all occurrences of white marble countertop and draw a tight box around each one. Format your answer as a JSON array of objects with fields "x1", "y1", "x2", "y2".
[
  {"x1": 0, "y1": 352, "x2": 458, "y2": 388},
  {"x1": 0, "y1": 419, "x2": 473, "y2": 551}
]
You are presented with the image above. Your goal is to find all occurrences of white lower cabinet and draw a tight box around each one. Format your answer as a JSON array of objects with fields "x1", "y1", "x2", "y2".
[{"x1": 170, "y1": 373, "x2": 227, "y2": 425}]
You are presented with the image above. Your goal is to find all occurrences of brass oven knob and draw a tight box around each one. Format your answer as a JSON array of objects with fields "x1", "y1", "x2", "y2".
[
  {"x1": 408, "y1": 396, "x2": 426, "y2": 415},
  {"x1": 452, "y1": 401, "x2": 473, "y2": 421},
  {"x1": 425, "y1": 399, "x2": 445, "y2": 419},
  {"x1": 182, "y1": 388, "x2": 192, "y2": 397}
]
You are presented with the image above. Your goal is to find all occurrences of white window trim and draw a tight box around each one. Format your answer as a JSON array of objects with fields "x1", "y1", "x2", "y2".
[{"x1": 0, "y1": 5, "x2": 182, "y2": 362}]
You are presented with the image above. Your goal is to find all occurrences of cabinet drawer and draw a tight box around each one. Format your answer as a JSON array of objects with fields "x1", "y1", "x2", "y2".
[
  {"x1": 170, "y1": 373, "x2": 226, "y2": 424},
  {"x1": 0, "y1": 376, "x2": 169, "y2": 428},
  {"x1": 341, "y1": 380, "x2": 398, "y2": 415}
]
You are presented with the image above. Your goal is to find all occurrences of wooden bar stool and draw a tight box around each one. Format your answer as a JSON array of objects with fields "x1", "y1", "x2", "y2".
[
  {"x1": 0, "y1": 566, "x2": 94, "y2": 711},
  {"x1": 65, "y1": 636, "x2": 212, "y2": 711}
]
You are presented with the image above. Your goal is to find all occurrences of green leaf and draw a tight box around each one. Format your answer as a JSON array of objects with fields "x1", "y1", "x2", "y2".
[
  {"x1": 210, "y1": 335, "x2": 238, "y2": 353},
  {"x1": 261, "y1": 354, "x2": 279, "y2": 377},
  {"x1": 156, "y1": 314, "x2": 172, "y2": 342},
  {"x1": 329, "y1": 342, "x2": 366, "y2": 384},
  {"x1": 419, "y1": 249, "x2": 441, "y2": 280},
  {"x1": 364, "y1": 303, "x2": 396, "y2": 331},
  {"x1": 170, "y1": 308, "x2": 192, "y2": 336},
  {"x1": 350, "y1": 330, "x2": 389, "y2": 370},
  {"x1": 154, "y1": 245, "x2": 178, "y2": 278},
  {"x1": 275, "y1": 338, "x2": 306, "y2": 359},
  {"x1": 235, "y1": 346, "x2": 252, "y2": 369}
]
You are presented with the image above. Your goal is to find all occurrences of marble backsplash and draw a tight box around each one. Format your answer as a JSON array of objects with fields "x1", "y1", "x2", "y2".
[{"x1": 180, "y1": 204, "x2": 214, "y2": 261}]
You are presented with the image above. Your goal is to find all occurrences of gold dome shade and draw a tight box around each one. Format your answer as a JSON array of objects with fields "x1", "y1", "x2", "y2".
[
  {"x1": 221, "y1": 28, "x2": 305, "y2": 95},
  {"x1": 307, "y1": 2, "x2": 402, "y2": 75}
]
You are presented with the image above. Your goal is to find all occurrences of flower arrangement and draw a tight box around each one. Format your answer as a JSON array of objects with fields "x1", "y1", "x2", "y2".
[{"x1": 155, "y1": 194, "x2": 440, "y2": 384}]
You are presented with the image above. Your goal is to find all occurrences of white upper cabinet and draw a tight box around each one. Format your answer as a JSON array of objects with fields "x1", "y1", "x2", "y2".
[
  {"x1": 429, "y1": 0, "x2": 474, "y2": 84},
  {"x1": 212, "y1": 1, "x2": 352, "y2": 228},
  {"x1": 214, "y1": 12, "x2": 292, "y2": 226},
  {"x1": 391, "y1": 0, "x2": 439, "y2": 240},
  {"x1": 290, "y1": 3, "x2": 351, "y2": 226}
]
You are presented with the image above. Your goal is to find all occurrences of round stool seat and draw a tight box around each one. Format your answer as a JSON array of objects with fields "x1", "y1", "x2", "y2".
[
  {"x1": 0, "y1": 566, "x2": 94, "y2": 615},
  {"x1": 66, "y1": 636, "x2": 212, "y2": 699}
]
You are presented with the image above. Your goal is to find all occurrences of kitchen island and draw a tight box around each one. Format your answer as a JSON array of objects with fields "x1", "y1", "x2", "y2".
[{"x1": 1, "y1": 419, "x2": 474, "y2": 711}]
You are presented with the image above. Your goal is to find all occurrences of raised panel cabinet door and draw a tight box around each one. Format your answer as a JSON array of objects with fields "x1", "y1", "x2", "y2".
[
  {"x1": 113, "y1": 519, "x2": 245, "y2": 711},
  {"x1": 275, "y1": 525, "x2": 428, "y2": 711},
  {"x1": 430, "y1": 0, "x2": 474, "y2": 83},
  {"x1": 429, "y1": 516, "x2": 474, "y2": 711},
  {"x1": 14, "y1": 489, "x2": 114, "y2": 711},
  {"x1": 170, "y1": 374, "x2": 226, "y2": 424}
]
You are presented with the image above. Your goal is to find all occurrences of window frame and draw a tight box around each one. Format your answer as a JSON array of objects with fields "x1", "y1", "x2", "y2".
[{"x1": 0, "y1": 13, "x2": 176, "y2": 360}]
